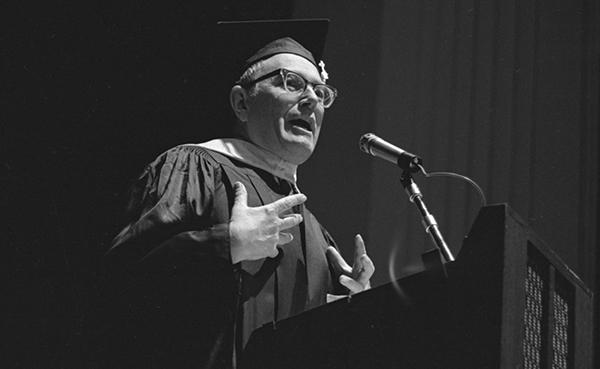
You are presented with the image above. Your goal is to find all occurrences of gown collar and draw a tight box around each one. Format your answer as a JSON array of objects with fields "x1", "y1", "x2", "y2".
[{"x1": 196, "y1": 138, "x2": 298, "y2": 184}]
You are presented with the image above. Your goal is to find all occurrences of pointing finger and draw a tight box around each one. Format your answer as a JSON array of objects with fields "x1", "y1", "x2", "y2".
[
  {"x1": 269, "y1": 193, "x2": 307, "y2": 214},
  {"x1": 354, "y1": 234, "x2": 367, "y2": 261},
  {"x1": 278, "y1": 213, "x2": 303, "y2": 231}
]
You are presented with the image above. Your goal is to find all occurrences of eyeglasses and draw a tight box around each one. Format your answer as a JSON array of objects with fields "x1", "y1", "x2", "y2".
[{"x1": 240, "y1": 68, "x2": 338, "y2": 108}]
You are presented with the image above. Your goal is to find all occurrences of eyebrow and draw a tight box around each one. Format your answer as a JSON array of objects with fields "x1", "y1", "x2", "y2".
[
  {"x1": 245, "y1": 68, "x2": 324, "y2": 87},
  {"x1": 284, "y1": 69, "x2": 324, "y2": 85}
]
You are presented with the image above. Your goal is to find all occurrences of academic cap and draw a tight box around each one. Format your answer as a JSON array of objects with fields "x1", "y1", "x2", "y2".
[{"x1": 216, "y1": 19, "x2": 330, "y2": 83}]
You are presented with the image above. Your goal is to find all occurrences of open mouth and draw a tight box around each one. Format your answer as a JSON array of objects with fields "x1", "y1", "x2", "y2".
[{"x1": 289, "y1": 119, "x2": 312, "y2": 132}]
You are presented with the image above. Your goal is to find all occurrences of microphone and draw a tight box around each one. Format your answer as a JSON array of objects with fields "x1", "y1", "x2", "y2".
[{"x1": 359, "y1": 133, "x2": 423, "y2": 172}]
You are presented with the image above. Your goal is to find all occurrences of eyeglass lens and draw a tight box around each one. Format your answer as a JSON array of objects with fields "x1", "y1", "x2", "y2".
[{"x1": 283, "y1": 71, "x2": 335, "y2": 108}]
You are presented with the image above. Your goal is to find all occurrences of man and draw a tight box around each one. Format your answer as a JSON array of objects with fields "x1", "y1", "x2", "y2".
[{"x1": 104, "y1": 19, "x2": 374, "y2": 369}]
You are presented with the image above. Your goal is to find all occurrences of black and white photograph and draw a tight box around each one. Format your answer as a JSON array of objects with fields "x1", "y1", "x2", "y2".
[{"x1": 4, "y1": 1, "x2": 599, "y2": 368}]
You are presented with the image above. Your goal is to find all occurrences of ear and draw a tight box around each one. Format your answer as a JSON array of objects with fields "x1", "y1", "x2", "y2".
[{"x1": 230, "y1": 85, "x2": 250, "y2": 122}]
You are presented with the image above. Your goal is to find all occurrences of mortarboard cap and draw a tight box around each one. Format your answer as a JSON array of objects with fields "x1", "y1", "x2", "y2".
[{"x1": 216, "y1": 19, "x2": 330, "y2": 83}]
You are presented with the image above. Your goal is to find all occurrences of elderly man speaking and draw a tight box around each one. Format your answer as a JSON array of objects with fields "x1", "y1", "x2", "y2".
[{"x1": 104, "y1": 19, "x2": 374, "y2": 369}]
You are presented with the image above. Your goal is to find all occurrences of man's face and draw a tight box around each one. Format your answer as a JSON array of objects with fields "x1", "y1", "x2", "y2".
[{"x1": 244, "y1": 53, "x2": 326, "y2": 165}]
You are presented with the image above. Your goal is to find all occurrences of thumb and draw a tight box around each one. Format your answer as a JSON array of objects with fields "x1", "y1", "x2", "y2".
[
  {"x1": 232, "y1": 182, "x2": 248, "y2": 210},
  {"x1": 326, "y1": 246, "x2": 352, "y2": 276}
]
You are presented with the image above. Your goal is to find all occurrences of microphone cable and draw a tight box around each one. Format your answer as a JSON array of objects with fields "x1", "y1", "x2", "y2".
[{"x1": 416, "y1": 164, "x2": 488, "y2": 208}]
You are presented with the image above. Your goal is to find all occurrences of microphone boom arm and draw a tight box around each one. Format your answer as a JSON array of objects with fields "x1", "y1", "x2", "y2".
[{"x1": 400, "y1": 170, "x2": 455, "y2": 263}]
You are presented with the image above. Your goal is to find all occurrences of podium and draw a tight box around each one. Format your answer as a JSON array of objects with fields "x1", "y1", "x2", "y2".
[{"x1": 241, "y1": 204, "x2": 593, "y2": 369}]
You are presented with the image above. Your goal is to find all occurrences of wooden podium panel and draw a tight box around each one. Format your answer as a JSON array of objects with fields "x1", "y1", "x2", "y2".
[{"x1": 241, "y1": 204, "x2": 593, "y2": 369}]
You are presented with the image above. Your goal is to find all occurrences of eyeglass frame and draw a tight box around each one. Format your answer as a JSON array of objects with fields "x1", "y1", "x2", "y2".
[{"x1": 238, "y1": 68, "x2": 338, "y2": 108}]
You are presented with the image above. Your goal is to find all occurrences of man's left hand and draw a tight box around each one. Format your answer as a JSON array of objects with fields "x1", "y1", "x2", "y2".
[{"x1": 326, "y1": 234, "x2": 375, "y2": 294}]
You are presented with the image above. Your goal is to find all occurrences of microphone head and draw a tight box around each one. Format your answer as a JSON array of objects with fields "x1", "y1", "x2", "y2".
[
  {"x1": 358, "y1": 132, "x2": 423, "y2": 172},
  {"x1": 358, "y1": 133, "x2": 377, "y2": 155}
]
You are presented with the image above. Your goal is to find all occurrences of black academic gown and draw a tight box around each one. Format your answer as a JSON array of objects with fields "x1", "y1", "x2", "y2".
[{"x1": 103, "y1": 144, "x2": 344, "y2": 369}]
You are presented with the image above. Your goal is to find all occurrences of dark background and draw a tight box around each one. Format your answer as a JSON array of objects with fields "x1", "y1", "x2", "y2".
[{"x1": 3, "y1": 0, "x2": 598, "y2": 367}]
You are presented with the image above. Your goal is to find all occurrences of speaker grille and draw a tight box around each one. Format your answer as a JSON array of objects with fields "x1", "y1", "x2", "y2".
[
  {"x1": 551, "y1": 290, "x2": 570, "y2": 369},
  {"x1": 523, "y1": 264, "x2": 545, "y2": 369}
]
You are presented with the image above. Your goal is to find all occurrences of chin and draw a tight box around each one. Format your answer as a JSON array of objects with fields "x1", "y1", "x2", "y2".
[{"x1": 283, "y1": 140, "x2": 316, "y2": 165}]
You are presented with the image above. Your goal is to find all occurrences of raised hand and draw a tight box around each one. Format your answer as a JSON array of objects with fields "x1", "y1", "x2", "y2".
[
  {"x1": 326, "y1": 234, "x2": 375, "y2": 294},
  {"x1": 229, "y1": 182, "x2": 307, "y2": 263}
]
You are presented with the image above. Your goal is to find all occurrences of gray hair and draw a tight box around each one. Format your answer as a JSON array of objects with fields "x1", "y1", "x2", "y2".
[{"x1": 236, "y1": 59, "x2": 268, "y2": 95}]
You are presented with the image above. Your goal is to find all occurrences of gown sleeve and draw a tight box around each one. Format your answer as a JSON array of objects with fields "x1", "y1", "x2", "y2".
[
  {"x1": 101, "y1": 146, "x2": 238, "y2": 368},
  {"x1": 105, "y1": 145, "x2": 232, "y2": 276}
]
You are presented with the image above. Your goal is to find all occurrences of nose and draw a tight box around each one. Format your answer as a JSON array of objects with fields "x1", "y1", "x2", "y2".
[{"x1": 299, "y1": 85, "x2": 319, "y2": 110}]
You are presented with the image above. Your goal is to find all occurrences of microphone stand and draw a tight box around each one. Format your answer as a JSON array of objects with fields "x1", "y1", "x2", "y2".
[{"x1": 400, "y1": 170, "x2": 455, "y2": 274}]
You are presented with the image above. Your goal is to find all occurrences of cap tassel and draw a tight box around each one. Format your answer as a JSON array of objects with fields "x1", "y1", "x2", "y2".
[{"x1": 318, "y1": 60, "x2": 329, "y2": 82}]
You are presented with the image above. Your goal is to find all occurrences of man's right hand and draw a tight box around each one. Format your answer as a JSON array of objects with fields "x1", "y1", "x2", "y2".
[{"x1": 229, "y1": 182, "x2": 307, "y2": 263}]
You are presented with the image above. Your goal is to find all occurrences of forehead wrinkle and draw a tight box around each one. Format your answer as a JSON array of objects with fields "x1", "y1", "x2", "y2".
[{"x1": 259, "y1": 53, "x2": 322, "y2": 83}]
